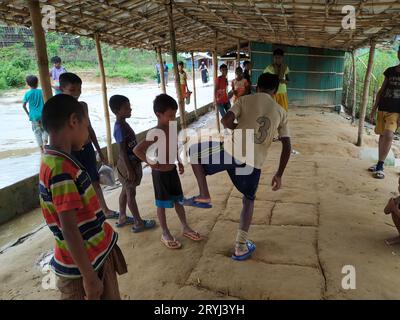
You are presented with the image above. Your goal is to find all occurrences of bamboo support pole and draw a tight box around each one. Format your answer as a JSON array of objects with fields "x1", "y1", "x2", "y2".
[
  {"x1": 351, "y1": 50, "x2": 357, "y2": 124},
  {"x1": 191, "y1": 51, "x2": 198, "y2": 118},
  {"x1": 357, "y1": 41, "x2": 376, "y2": 147},
  {"x1": 27, "y1": 0, "x2": 52, "y2": 102},
  {"x1": 213, "y1": 32, "x2": 220, "y2": 132},
  {"x1": 157, "y1": 47, "x2": 166, "y2": 94},
  {"x1": 94, "y1": 33, "x2": 114, "y2": 166},
  {"x1": 166, "y1": 0, "x2": 186, "y2": 129},
  {"x1": 236, "y1": 39, "x2": 241, "y2": 70}
]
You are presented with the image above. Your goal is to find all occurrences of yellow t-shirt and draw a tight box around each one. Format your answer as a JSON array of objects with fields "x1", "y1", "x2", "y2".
[
  {"x1": 264, "y1": 64, "x2": 290, "y2": 94},
  {"x1": 224, "y1": 93, "x2": 290, "y2": 169},
  {"x1": 179, "y1": 71, "x2": 187, "y2": 85}
]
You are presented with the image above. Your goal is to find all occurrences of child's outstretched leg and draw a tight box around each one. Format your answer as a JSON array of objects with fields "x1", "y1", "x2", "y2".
[
  {"x1": 232, "y1": 197, "x2": 255, "y2": 260},
  {"x1": 174, "y1": 203, "x2": 202, "y2": 241},
  {"x1": 158, "y1": 207, "x2": 181, "y2": 249}
]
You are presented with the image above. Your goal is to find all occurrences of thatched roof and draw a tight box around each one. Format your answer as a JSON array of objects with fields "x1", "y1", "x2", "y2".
[{"x1": 1, "y1": 0, "x2": 399, "y2": 53}]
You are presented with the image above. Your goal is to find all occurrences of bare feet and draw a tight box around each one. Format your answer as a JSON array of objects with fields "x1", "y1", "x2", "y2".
[{"x1": 385, "y1": 236, "x2": 400, "y2": 246}]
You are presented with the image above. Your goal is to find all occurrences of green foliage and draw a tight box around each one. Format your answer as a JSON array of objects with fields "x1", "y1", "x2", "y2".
[
  {"x1": 0, "y1": 31, "x2": 163, "y2": 89},
  {"x1": 342, "y1": 43, "x2": 400, "y2": 120}
]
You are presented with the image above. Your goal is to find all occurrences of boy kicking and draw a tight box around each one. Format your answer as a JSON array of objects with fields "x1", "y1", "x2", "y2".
[
  {"x1": 109, "y1": 95, "x2": 156, "y2": 232},
  {"x1": 184, "y1": 73, "x2": 291, "y2": 260},
  {"x1": 134, "y1": 94, "x2": 201, "y2": 249},
  {"x1": 59, "y1": 73, "x2": 119, "y2": 220},
  {"x1": 39, "y1": 94, "x2": 127, "y2": 299}
]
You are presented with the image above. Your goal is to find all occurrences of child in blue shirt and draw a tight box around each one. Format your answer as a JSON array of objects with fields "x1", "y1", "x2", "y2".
[{"x1": 22, "y1": 75, "x2": 48, "y2": 152}]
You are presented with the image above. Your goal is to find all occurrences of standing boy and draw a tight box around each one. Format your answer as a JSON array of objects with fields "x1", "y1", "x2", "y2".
[
  {"x1": 39, "y1": 94, "x2": 127, "y2": 300},
  {"x1": 22, "y1": 75, "x2": 48, "y2": 152},
  {"x1": 243, "y1": 61, "x2": 252, "y2": 94},
  {"x1": 50, "y1": 56, "x2": 67, "y2": 95},
  {"x1": 184, "y1": 73, "x2": 291, "y2": 261},
  {"x1": 134, "y1": 94, "x2": 201, "y2": 249},
  {"x1": 59, "y1": 72, "x2": 119, "y2": 220},
  {"x1": 264, "y1": 48, "x2": 290, "y2": 111},
  {"x1": 215, "y1": 63, "x2": 230, "y2": 117},
  {"x1": 368, "y1": 46, "x2": 400, "y2": 179},
  {"x1": 109, "y1": 95, "x2": 156, "y2": 232}
]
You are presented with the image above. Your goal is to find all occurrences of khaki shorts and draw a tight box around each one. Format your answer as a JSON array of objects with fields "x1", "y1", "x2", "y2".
[
  {"x1": 375, "y1": 111, "x2": 399, "y2": 135},
  {"x1": 117, "y1": 158, "x2": 143, "y2": 193},
  {"x1": 56, "y1": 245, "x2": 127, "y2": 300}
]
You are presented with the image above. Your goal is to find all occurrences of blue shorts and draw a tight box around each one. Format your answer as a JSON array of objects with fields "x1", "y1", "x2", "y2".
[
  {"x1": 189, "y1": 141, "x2": 261, "y2": 200},
  {"x1": 72, "y1": 143, "x2": 100, "y2": 183}
]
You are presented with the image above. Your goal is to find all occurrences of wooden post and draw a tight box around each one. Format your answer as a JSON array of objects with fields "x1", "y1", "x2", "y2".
[
  {"x1": 157, "y1": 47, "x2": 166, "y2": 94},
  {"x1": 166, "y1": 1, "x2": 186, "y2": 129},
  {"x1": 236, "y1": 39, "x2": 241, "y2": 70},
  {"x1": 94, "y1": 34, "x2": 114, "y2": 166},
  {"x1": 351, "y1": 49, "x2": 357, "y2": 124},
  {"x1": 356, "y1": 41, "x2": 376, "y2": 147},
  {"x1": 27, "y1": 0, "x2": 52, "y2": 102},
  {"x1": 213, "y1": 32, "x2": 221, "y2": 132},
  {"x1": 191, "y1": 51, "x2": 198, "y2": 117}
]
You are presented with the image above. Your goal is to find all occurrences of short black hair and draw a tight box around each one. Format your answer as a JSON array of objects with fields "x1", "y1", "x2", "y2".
[
  {"x1": 109, "y1": 95, "x2": 130, "y2": 114},
  {"x1": 26, "y1": 75, "x2": 38, "y2": 87},
  {"x1": 257, "y1": 73, "x2": 280, "y2": 93},
  {"x1": 235, "y1": 66, "x2": 243, "y2": 73},
  {"x1": 42, "y1": 94, "x2": 85, "y2": 133},
  {"x1": 243, "y1": 61, "x2": 251, "y2": 67},
  {"x1": 219, "y1": 63, "x2": 228, "y2": 70},
  {"x1": 59, "y1": 72, "x2": 82, "y2": 89},
  {"x1": 178, "y1": 61, "x2": 184, "y2": 66},
  {"x1": 51, "y1": 56, "x2": 62, "y2": 64},
  {"x1": 153, "y1": 94, "x2": 178, "y2": 114},
  {"x1": 273, "y1": 48, "x2": 284, "y2": 56}
]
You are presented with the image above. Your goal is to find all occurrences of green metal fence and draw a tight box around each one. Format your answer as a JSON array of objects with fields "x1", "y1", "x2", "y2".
[{"x1": 250, "y1": 42, "x2": 346, "y2": 106}]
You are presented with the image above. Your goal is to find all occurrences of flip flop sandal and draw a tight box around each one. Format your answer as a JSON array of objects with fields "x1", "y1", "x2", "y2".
[
  {"x1": 231, "y1": 240, "x2": 256, "y2": 261},
  {"x1": 105, "y1": 211, "x2": 120, "y2": 219},
  {"x1": 183, "y1": 231, "x2": 202, "y2": 241},
  {"x1": 161, "y1": 237, "x2": 182, "y2": 249},
  {"x1": 373, "y1": 170, "x2": 385, "y2": 179},
  {"x1": 182, "y1": 196, "x2": 212, "y2": 209},
  {"x1": 131, "y1": 219, "x2": 156, "y2": 233},
  {"x1": 115, "y1": 216, "x2": 136, "y2": 228}
]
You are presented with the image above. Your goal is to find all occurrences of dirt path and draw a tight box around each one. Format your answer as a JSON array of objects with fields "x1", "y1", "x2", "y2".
[{"x1": 1, "y1": 107, "x2": 400, "y2": 299}]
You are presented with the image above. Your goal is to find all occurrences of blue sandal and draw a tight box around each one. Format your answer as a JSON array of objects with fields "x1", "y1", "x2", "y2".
[
  {"x1": 115, "y1": 216, "x2": 136, "y2": 228},
  {"x1": 231, "y1": 240, "x2": 256, "y2": 261},
  {"x1": 182, "y1": 196, "x2": 212, "y2": 209},
  {"x1": 132, "y1": 219, "x2": 156, "y2": 233}
]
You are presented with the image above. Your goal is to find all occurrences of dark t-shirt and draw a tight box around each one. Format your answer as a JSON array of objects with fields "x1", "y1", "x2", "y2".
[
  {"x1": 114, "y1": 120, "x2": 140, "y2": 161},
  {"x1": 379, "y1": 66, "x2": 400, "y2": 113}
]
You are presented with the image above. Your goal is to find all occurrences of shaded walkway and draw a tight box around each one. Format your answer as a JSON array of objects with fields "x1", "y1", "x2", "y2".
[{"x1": 1, "y1": 107, "x2": 400, "y2": 299}]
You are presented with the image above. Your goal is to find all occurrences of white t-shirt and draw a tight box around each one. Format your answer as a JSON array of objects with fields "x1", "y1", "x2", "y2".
[{"x1": 224, "y1": 92, "x2": 290, "y2": 169}]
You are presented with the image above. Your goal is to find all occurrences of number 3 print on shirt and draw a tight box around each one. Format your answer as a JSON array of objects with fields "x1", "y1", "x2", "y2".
[{"x1": 254, "y1": 116, "x2": 271, "y2": 144}]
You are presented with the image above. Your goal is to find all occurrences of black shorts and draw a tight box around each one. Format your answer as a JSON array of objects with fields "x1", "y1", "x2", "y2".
[
  {"x1": 189, "y1": 141, "x2": 261, "y2": 201},
  {"x1": 72, "y1": 143, "x2": 99, "y2": 183},
  {"x1": 151, "y1": 166, "x2": 183, "y2": 208}
]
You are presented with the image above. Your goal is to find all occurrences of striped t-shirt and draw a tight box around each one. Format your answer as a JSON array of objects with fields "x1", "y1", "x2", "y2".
[{"x1": 39, "y1": 147, "x2": 118, "y2": 279}]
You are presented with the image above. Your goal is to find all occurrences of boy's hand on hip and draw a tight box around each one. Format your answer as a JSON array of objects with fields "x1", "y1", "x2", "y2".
[
  {"x1": 83, "y1": 273, "x2": 103, "y2": 300},
  {"x1": 271, "y1": 175, "x2": 282, "y2": 191}
]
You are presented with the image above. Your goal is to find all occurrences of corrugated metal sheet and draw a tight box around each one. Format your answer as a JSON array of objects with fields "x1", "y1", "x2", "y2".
[{"x1": 250, "y1": 42, "x2": 345, "y2": 106}]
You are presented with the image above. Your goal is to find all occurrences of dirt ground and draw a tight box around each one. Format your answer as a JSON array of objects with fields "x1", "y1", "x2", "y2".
[{"x1": 1, "y1": 106, "x2": 400, "y2": 300}]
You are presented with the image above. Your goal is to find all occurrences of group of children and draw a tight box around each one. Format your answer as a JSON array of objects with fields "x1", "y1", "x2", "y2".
[{"x1": 35, "y1": 55, "x2": 292, "y2": 299}]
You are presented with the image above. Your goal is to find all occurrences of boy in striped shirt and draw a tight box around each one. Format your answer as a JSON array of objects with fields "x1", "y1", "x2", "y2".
[{"x1": 39, "y1": 94, "x2": 127, "y2": 300}]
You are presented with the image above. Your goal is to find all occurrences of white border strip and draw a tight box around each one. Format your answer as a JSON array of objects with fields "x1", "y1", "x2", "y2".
[{"x1": 253, "y1": 68, "x2": 344, "y2": 75}]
